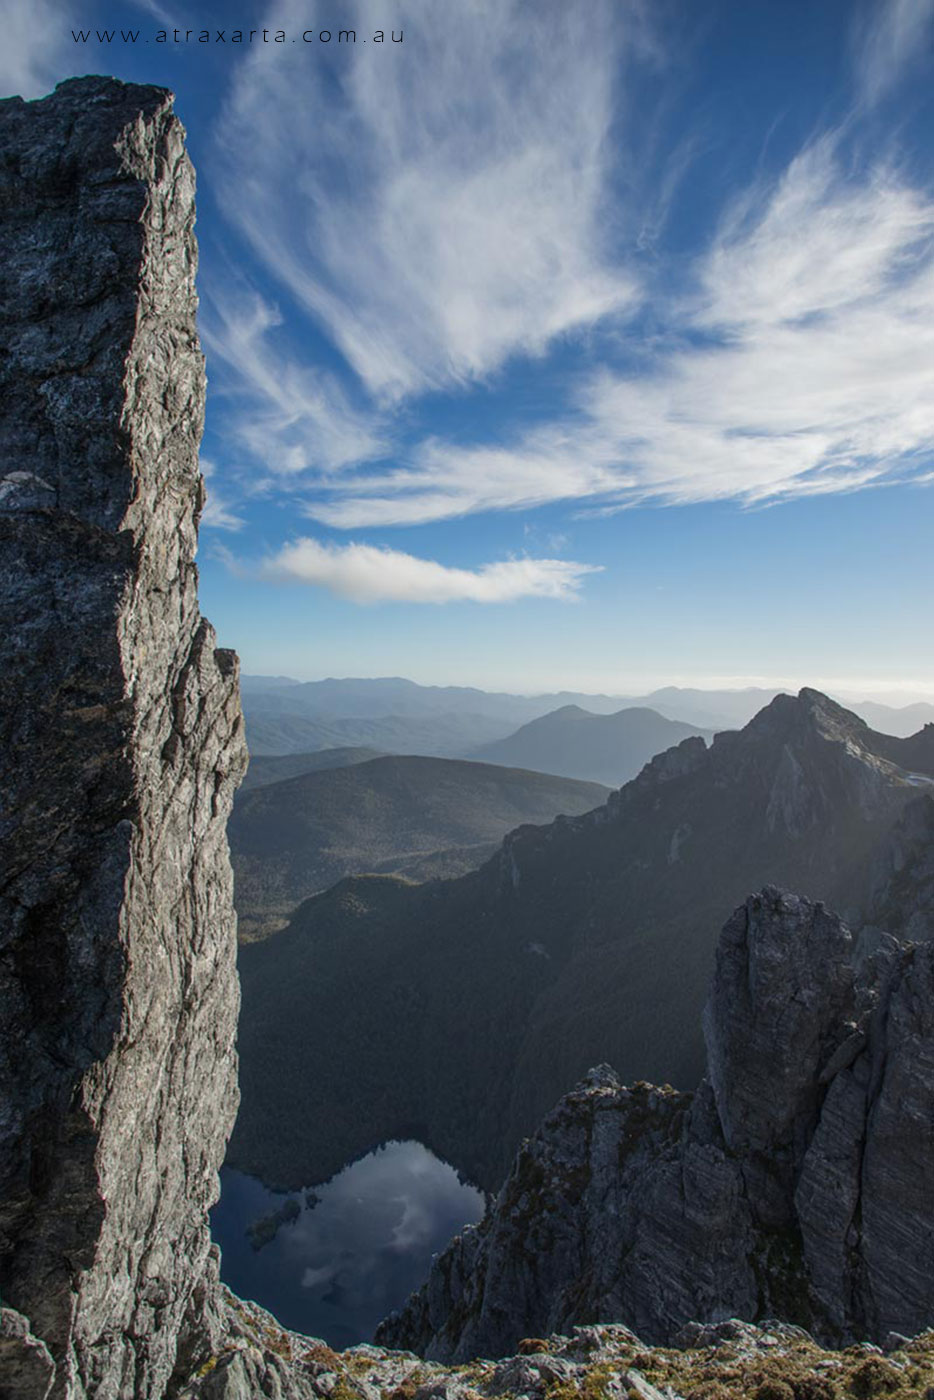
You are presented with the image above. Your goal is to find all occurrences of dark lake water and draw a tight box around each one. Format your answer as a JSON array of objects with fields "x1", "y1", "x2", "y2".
[{"x1": 210, "y1": 1142, "x2": 486, "y2": 1349}]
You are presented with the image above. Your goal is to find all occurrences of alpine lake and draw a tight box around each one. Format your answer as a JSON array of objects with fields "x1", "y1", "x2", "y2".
[{"x1": 211, "y1": 1141, "x2": 486, "y2": 1349}]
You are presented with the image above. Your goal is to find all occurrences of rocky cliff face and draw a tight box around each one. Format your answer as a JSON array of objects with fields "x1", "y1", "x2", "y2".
[
  {"x1": 378, "y1": 888, "x2": 934, "y2": 1361},
  {"x1": 232, "y1": 686, "x2": 932, "y2": 1195},
  {"x1": 858, "y1": 794, "x2": 934, "y2": 945},
  {"x1": 0, "y1": 77, "x2": 248, "y2": 1399}
]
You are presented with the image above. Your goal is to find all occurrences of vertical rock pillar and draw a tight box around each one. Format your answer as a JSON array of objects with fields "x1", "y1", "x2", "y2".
[{"x1": 0, "y1": 78, "x2": 247, "y2": 1398}]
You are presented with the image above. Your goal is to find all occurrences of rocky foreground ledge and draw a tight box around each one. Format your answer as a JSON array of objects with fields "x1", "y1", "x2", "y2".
[{"x1": 177, "y1": 1296, "x2": 934, "y2": 1400}]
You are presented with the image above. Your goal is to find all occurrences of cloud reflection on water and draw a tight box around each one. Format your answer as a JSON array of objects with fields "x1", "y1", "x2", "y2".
[{"x1": 211, "y1": 1140, "x2": 485, "y2": 1350}]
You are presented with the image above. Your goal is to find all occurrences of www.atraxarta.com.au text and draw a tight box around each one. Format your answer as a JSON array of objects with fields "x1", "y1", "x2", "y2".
[{"x1": 71, "y1": 27, "x2": 403, "y2": 45}]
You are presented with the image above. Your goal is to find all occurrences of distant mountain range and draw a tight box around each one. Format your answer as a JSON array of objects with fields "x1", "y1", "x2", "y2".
[
  {"x1": 228, "y1": 690, "x2": 934, "y2": 1194},
  {"x1": 854, "y1": 700, "x2": 934, "y2": 740},
  {"x1": 242, "y1": 708, "x2": 511, "y2": 758},
  {"x1": 229, "y1": 755, "x2": 609, "y2": 939},
  {"x1": 471, "y1": 705, "x2": 709, "y2": 786},
  {"x1": 240, "y1": 674, "x2": 629, "y2": 721},
  {"x1": 241, "y1": 674, "x2": 934, "y2": 754}
]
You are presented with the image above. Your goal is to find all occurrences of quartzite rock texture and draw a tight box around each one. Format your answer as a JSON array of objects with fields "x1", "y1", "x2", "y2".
[
  {"x1": 0, "y1": 77, "x2": 247, "y2": 1398},
  {"x1": 378, "y1": 889, "x2": 934, "y2": 1361}
]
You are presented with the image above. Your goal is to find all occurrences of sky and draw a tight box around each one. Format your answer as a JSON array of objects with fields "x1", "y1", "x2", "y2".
[{"x1": 5, "y1": 0, "x2": 934, "y2": 697}]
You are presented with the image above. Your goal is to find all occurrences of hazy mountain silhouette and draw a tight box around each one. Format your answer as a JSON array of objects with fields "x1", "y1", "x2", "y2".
[
  {"x1": 241, "y1": 675, "x2": 933, "y2": 756},
  {"x1": 472, "y1": 705, "x2": 709, "y2": 785}
]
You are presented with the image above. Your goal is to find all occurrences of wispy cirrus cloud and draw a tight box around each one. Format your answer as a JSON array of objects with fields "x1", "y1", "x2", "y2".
[
  {"x1": 199, "y1": 458, "x2": 247, "y2": 532},
  {"x1": 127, "y1": 0, "x2": 178, "y2": 23},
  {"x1": 200, "y1": 282, "x2": 388, "y2": 479},
  {"x1": 852, "y1": 0, "x2": 934, "y2": 108},
  {"x1": 214, "y1": 0, "x2": 647, "y2": 400},
  {"x1": 588, "y1": 141, "x2": 934, "y2": 508},
  {"x1": 253, "y1": 538, "x2": 600, "y2": 604},
  {"x1": 0, "y1": 0, "x2": 69, "y2": 98},
  {"x1": 297, "y1": 136, "x2": 934, "y2": 526},
  {"x1": 203, "y1": 0, "x2": 934, "y2": 539}
]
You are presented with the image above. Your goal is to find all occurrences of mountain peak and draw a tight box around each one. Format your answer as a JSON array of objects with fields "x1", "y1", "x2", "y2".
[
  {"x1": 798, "y1": 685, "x2": 869, "y2": 726},
  {"x1": 739, "y1": 687, "x2": 872, "y2": 749}
]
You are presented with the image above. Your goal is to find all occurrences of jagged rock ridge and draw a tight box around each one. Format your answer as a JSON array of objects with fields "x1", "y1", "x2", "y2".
[
  {"x1": 232, "y1": 686, "x2": 933, "y2": 1193},
  {"x1": 0, "y1": 77, "x2": 252, "y2": 1399},
  {"x1": 378, "y1": 888, "x2": 934, "y2": 1361}
]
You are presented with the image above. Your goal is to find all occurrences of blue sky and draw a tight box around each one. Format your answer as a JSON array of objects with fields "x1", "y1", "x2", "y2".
[{"x1": 7, "y1": 0, "x2": 934, "y2": 696}]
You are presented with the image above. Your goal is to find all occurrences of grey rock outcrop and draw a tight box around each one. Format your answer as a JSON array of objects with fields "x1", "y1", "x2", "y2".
[
  {"x1": 378, "y1": 888, "x2": 934, "y2": 1360},
  {"x1": 0, "y1": 1309, "x2": 55, "y2": 1400},
  {"x1": 0, "y1": 77, "x2": 250, "y2": 1398},
  {"x1": 703, "y1": 893, "x2": 857, "y2": 1226}
]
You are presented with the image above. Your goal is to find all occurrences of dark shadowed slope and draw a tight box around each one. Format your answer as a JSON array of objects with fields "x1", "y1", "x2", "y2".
[
  {"x1": 240, "y1": 747, "x2": 386, "y2": 792},
  {"x1": 230, "y1": 690, "x2": 934, "y2": 1193},
  {"x1": 229, "y1": 755, "x2": 609, "y2": 939},
  {"x1": 472, "y1": 704, "x2": 709, "y2": 785}
]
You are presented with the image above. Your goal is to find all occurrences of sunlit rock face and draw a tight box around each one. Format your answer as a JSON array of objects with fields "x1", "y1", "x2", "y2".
[{"x1": 0, "y1": 77, "x2": 246, "y2": 1398}]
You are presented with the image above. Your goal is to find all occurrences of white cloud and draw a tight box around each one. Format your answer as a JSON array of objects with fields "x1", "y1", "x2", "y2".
[
  {"x1": 297, "y1": 138, "x2": 934, "y2": 526},
  {"x1": 304, "y1": 424, "x2": 631, "y2": 527},
  {"x1": 201, "y1": 494, "x2": 246, "y2": 531},
  {"x1": 0, "y1": 0, "x2": 68, "y2": 98},
  {"x1": 199, "y1": 458, "x2": 246, "y2": 531},
  {"x1": 585, "y1": 139, "x2": 934, "y2": 508},
  {"x1": 128, "y1": 0, "x2": 178, "y2": 22},
  {"x1": 213, "y1": 0, "x2": 645, "y2": 399},
  {"x1": 201, "y1": 3, "x2": 934, "y2": 532},
  {"x1": 853, "y1": 0, "x2": 934, "y2": 108},
  {"x1": 256, "y1": 538, "x2": 600, "y2": 604},
  {"x1": 200, "y1": 281, "x2": 388, "y2": 482}
]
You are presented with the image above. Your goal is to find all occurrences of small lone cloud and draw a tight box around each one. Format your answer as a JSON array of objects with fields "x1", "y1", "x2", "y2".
[{"x1": 254, "y1": 537, "x2": 601, "y2": 604}]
